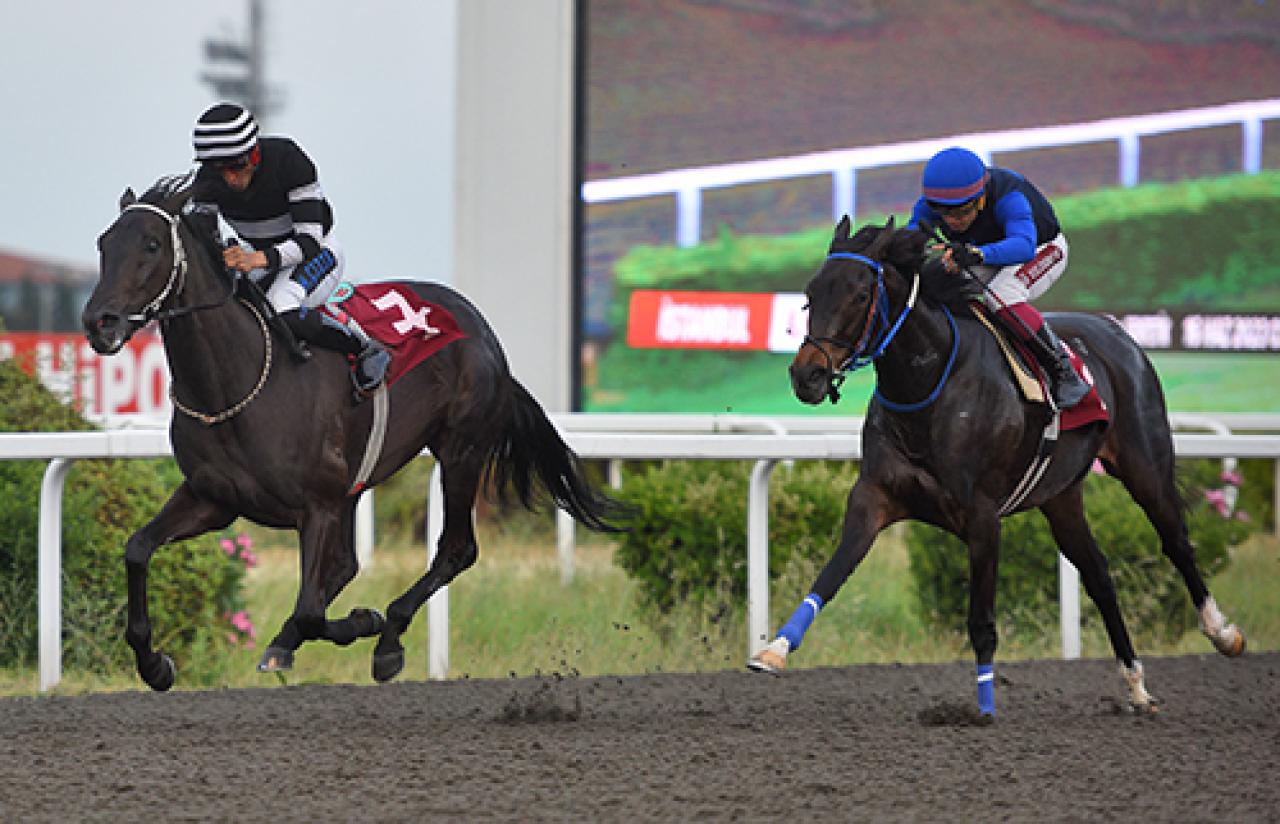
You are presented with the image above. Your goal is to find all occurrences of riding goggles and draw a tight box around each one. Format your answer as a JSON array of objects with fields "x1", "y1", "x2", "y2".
[
  {"x1": 211, "y1": 145, "x2": 261, "y2": 172},
  {"x1": 926, "y1": 197, "x2": 980, "y2": 217}
]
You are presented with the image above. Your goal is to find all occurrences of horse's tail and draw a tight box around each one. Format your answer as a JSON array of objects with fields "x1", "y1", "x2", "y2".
[{"x1": 491, "y1": 377, "x2": 628, "y2": 533}]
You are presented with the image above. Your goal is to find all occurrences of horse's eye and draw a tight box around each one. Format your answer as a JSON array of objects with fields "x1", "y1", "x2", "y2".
[{"x1": 145, "y1": 238, "x2": 161, "y2": 254}]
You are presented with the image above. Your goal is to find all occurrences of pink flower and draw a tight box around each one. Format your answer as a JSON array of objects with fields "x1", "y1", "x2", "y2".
[
  {"x1": 1204, "y1": 489, "x2": 1230, "y2": 518},
  {"x1": 230, "y1": 610, "x2": 257, "y2": 638},
  {"x1": 1090, "y1": 459, "x2": 1107, "y2": 475},
  {"x1": 235, "y1": 534, "x2": 253, "y2": 551},
  {"x1": 241, "y1": 549, "x2": 258, "y2": 569},
  {"x1": 219, "y1": 538, "x2": 236, "y2": 556},
  {"x1": 1219, "y1": 469, "x2": 1242, "y2": 486}
]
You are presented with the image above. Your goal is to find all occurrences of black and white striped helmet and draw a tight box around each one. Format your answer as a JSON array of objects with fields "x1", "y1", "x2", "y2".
[{"x1": 193, "y1": 103, "x2": 260, "y2": 162}]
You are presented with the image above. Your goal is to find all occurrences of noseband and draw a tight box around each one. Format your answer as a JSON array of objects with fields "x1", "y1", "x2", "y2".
[{"x1": 802, "y1": 252, "x2": 920, "y2": 402}]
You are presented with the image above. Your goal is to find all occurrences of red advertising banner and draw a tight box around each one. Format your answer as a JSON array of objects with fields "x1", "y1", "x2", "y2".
[
  {"x1": 0, "y1": 331, "x2": 171, "y2": 420},
  {"x1": 627, "y1": 290, "x2": 777, "y2": 350}
]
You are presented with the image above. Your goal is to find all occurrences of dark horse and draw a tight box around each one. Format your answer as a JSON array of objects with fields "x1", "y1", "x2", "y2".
[
  {"x1": 749, "y1": 216, "x2": 1244, "y2": 714},
  {"x1": 83, "y1": 175, "x2": 622, "y2": 690}
]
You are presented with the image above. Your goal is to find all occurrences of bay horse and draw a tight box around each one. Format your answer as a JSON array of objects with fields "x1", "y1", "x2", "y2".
[
  {"x1": 83, "y1": 175, "x2": 622, "y2": 690},
  {"x1": 749, "y1": 216, "x2": 1244, "y2": 715}
]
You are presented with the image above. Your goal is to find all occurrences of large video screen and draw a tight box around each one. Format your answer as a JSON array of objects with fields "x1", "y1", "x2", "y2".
[{"x1": 576, "y1": 0, "x2": 1280, "y2": 414}]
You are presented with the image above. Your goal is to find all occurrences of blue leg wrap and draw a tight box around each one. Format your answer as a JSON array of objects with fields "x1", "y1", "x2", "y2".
[
  {"x1": 976, "y1": 663, "x2": 996, "y2": 716},
  {"x1": 776, "y1": 593, "x2": 824, "y2": 651}
]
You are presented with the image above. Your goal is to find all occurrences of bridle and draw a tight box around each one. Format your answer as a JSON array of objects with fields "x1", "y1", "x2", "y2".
[
  {"x1": 118, "y1": 201, "x2": 272, "y2": 425},
  {"x1": 802, "y1": 251, "x2": 921, "y2": 403},
  {"x1": 120, "y1": 202, "x2": 235, "y2": 323}
]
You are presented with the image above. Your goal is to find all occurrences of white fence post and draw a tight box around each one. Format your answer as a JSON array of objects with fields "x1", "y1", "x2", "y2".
[
  {"x1": 1058, "y1": 553, "x2": 1081, "y2": 660},
  {"x1": 748, "y1": 459, "x2": 778, "y2": 658},
  {"x1": 38, "y1": 459, "x2": 73, "y2": 692},
  {"x1": 355, "y1": 491, "x2": 375, "y2": 569},
  {"x1": 427, "y1": 462, "x2": 449, "y2": 680}
]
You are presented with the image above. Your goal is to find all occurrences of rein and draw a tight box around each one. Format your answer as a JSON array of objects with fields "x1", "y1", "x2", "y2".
[{"x1": 168, "y1": 298, "x2": 273, "y2": 426}]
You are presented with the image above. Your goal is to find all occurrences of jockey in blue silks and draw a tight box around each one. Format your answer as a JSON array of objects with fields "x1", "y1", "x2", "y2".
[{"x1": 907, "y1": 146, "x2": 1089, "y2": 410}]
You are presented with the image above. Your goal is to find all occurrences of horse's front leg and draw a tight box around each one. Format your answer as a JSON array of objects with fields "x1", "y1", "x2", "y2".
[
  {"x1": 125, "y1": 481, "x2": 235, "y2": 691},
  {"x1": 965, "y1": 509, "x2": 1003, "y2": 716},
  {"x1": 256, "y1": 500, "x2": 384, "y2": 673},
  {"x1": 748, "y1": 480, "x2": 896, "y2": 673}
]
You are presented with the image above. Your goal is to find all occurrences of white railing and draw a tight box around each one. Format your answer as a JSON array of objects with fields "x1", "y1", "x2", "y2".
[
  {"x1": 4, "y1": 415, "x2": 1280, "y2": 690},
  {"x1": 582, "y1": 98, "x2": 1280, "y2": 247}
]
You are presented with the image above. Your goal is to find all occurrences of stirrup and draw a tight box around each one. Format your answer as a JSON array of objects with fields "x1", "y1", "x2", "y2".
[
  {"x1": 351, "y1": 344, "x2": 390, "y2": 394},
  {"x1": 1051, "y1": 365, "x2": 1090, "y2": 409}
]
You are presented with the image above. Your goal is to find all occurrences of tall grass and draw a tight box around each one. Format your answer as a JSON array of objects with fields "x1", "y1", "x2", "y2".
[{"x1": 6, "y1": 518, "x2": 1275, "y2": 696}]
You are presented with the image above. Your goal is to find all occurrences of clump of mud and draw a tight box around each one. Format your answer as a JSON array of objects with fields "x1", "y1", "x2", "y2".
[
  {"x1": 497, "y1": 679, "x2": 583, "y2": 725},
  {"x1": 916, "y1": 701, "x2": 995, "y2": 727}
]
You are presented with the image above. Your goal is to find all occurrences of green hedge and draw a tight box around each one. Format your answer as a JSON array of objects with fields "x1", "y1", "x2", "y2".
[
  {"x1": 614, "y1": 460, "x2": 855, "y2": 616},
  {"x1": 0, "y1": 360, "x2": 250, "y2": 680}
]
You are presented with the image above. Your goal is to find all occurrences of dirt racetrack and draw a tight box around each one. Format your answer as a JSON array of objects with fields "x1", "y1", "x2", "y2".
[{"x1": 2, "y1": 653, "x2": 1277, "y2": 822}]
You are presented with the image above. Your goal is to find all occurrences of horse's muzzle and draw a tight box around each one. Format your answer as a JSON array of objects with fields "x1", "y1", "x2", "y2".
[
  {"x1": 82, "y1": 310, "x2": 131, "y2": 355},
  {"x1": 790, "y1": 361, "x2": 836, "y2": 405}
]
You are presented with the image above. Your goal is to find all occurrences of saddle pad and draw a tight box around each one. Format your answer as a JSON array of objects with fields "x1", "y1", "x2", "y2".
[
  {"x1": 323, "y1": 282, "x2": 466, "y2": 387},
  {"x1": 971, "y1": 304, "x2": 1109, "y2": 432}
]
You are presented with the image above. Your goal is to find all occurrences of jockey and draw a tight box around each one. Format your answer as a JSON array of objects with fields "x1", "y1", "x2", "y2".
[
  {"x1": 907, "y1": 146, "x2": 1089, "y2": 409},
  {"x1": 190, "y1": 102, "x2": 390, "y2": 394}
]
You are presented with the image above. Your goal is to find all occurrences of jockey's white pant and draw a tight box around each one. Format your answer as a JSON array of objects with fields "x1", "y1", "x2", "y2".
[
  {"x1": 971, "y1": 233, "x2": 1069, "y2": 311},
  {"x1": 248, "y1": 236, "x2": 346, "y2": 314}
]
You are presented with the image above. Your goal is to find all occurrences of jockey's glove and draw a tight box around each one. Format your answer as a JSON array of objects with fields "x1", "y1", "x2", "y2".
[{"x1": 950, "y1": 243, "x2": 984, "y2": 268}]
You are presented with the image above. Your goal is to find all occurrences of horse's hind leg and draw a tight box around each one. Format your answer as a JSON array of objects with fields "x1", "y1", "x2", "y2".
[
  {"x1": 258, "y1": 500, "x2": 385, "y2": 672},
  {"x1": 1040, "y1": 486, "x2": 1156, "y2": 711},
  {"x1": 1100, "y1": 425, "x2": 1245, "y2": 656},
  {"x1": 125, "y1": 481, "x2": 235, "y2": 691},
  {"x1": 372, "y1": 458, "x2": 482, "y2": 683}
]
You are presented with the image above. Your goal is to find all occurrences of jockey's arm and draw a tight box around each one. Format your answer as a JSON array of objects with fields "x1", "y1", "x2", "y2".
[{"x1": 976, "y1": 191, "x2": 1037, "y2": 266}]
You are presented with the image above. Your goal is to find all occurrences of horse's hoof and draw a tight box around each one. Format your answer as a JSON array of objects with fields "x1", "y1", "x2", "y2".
[
  {"x1": 1131, "y1": 698, "x2": 1161, "y2": 716},
  {"x1": 143, "y1": 653, "x2": 176, "y2": 692},
  {"x1": 747, "y1": 638, "x2": 790, "y2": 674},
  {"x1": 372, "y1": 649, "x2": 405, "y2": 683},
  {"x1": 257, "y1": 646, "x2": 295, "y2": 673},
  {"x1": 1212, "y1": 626, "x2": 1246, "y2": 657}
]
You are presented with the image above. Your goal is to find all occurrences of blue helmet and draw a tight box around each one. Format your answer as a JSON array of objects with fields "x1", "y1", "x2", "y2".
[{"x1": 921, "y1": 147, "x2": 989, "y2": 204}]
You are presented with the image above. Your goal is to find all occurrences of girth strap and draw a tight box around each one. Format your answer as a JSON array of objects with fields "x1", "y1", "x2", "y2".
[
  {"x1": 998, "y1": 410, "x2": 1060, "y2": 516},
  {"x1": 348, "y1": 383, "x2": 389, "y2": 496}
]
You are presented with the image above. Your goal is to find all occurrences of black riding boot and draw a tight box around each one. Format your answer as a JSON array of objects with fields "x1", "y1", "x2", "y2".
[
  {"x1": 282, "y1": 310, "x2": 390, "y2": 393},
  {"x1": 1030, "y1": 322, "x2": 1090, "y2": 409}
]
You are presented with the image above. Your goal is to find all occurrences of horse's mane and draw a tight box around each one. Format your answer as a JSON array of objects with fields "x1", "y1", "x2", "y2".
[
  {"x1": 140, "y1": 171, "x2": 197, "y2": 206},
  {"x1": 138, "y1": 172, "x2": 232, "y2": 275},
  {"x1": 829, "y1": 222, "x2": 980, "y2": 310}
]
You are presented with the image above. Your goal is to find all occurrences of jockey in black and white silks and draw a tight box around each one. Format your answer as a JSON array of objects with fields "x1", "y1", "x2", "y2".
[{"x1": 191, "y1": 102, "x2": 389, "y2": 393}]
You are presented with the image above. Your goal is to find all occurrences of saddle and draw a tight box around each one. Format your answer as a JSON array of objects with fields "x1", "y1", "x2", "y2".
[
  {"x1": 967, "y1": 302, "x2": 1109, "y2": 433},
  {"x1": 969, "y1": 304, "x2": 1045, "y2": 404}
]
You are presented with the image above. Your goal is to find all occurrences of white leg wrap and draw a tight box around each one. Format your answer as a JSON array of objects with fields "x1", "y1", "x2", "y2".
[
  {"x1": 1199, "y1": 596, "x2": 1245, "y2": 656},
  {"x1": 748, "y1": 637, "x2": 791, "y2": 674},
  {"x1": 1119, "y1": 660, "x2": 1157, "y2": 710}
]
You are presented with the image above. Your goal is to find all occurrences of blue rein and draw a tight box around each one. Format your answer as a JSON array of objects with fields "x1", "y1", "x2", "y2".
[{"x1": 823, "y1": 251, "x2": 958, "y2": 413}]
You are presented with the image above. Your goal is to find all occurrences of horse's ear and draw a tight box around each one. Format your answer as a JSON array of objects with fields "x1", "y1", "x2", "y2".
[
  {"x1": 834, "y1": 215, "x2": 851, "y2": 241},
  {"x1": 866, "y1": 219, "x2": 896, "y2": 258},
  {"x1": 119, "y1": 188, "x2": 137, "y2": 211}
]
